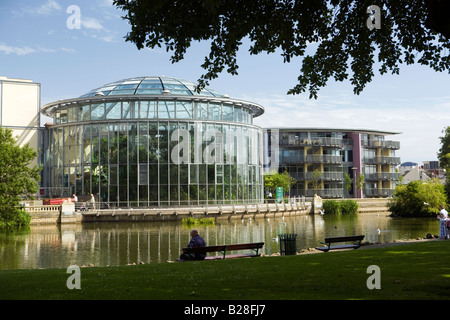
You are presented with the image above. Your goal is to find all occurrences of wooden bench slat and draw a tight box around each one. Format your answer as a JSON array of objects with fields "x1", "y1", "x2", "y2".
[
  {"x1": 316, "y1": 235, "x2": 364, "y2": 252},
  {"x1": 324, "y1": 235, "x2": 365, "y2": 243},
  {"x1": 179, "y1": 242, "x2": 264, "y2": 261}
]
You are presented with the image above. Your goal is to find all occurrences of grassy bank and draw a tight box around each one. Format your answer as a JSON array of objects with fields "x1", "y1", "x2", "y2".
[{"x1": 1, "y1": 240, "x2": 449, "y2": 300}]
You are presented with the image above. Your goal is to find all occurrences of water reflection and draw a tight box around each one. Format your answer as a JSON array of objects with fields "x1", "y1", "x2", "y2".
[{"x1": 0, "y1": 213, "x2": 440, "y2": 270}]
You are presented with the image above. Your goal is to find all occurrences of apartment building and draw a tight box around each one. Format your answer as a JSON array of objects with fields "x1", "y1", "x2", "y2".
[{"x1": 264, "y1": 128, "x2": 401, "y2": 198}]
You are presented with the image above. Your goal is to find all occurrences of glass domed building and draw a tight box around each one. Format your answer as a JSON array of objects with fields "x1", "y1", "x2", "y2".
[{"x1": 41, "y1": 76, "x2": 265, "y2": 207}]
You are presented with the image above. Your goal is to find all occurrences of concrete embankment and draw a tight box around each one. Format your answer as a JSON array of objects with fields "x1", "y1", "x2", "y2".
[
  {"x1": 26, "y1": 200, "x2": 313, "y2": 225},
  {"x1": 25, "y1": 197, "x2": 391, "y2": 225}
]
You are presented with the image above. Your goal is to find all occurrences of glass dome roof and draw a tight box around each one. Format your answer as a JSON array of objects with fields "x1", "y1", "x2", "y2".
[{"x1": 80, "y1": 76, "x2": 225, "y2": 98}]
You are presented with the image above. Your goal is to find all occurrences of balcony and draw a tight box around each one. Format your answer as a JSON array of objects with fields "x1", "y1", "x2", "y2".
[
  {"x1": 306, "y1": 155, "x2": 342, "y2": 164},
  {"x1": 364, "y1": 188, "x2": 394, "y2": 198},
  {"x1": 363, "y1": 140, "x2": 400, "y2": 150},
  {"x1": 292, "y1": 172, "x2": 343, "y2": 181},
  {"x1": 280, "y1": 137, "x2": 343, "y2": 148},
  {"x1": 365, "y1": 172, "x2": 401, "y2": 181},
  {"x1": 306, "y1": 188, "x2": 344, "y2": 198},
  {"x1": 363, "y1": 156, "x2": 401, "y2": 165}
]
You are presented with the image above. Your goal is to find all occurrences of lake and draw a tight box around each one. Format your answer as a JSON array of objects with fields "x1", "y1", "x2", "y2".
[{"x1": 0, "y1": 212, "x2": 440, "y2": 270}]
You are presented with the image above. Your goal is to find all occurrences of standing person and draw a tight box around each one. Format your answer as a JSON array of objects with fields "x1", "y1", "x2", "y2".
[
  {"x1": 90, "y1": 194, "x2": 96, "y2": 210},
  {"x1": 438, "y1": 213, "x2": 447, "y2": 239},
  {"x1": 178, "y1": 230, "x2": 206, "y2": 261},
  {"x1": 72, "y1": 194, "x2": 78, "y2": 211},
  {"x1": 439, "y1": 205, "x2": 448, "y2": 239},
  {"x1": 440, "y1": 205, "x2": 448, "y2": 219}
]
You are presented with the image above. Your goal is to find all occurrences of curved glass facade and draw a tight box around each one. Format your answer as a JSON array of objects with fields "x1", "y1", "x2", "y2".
[{"x1": 42, "y1": 77, "x2": 265, "y2": 207}]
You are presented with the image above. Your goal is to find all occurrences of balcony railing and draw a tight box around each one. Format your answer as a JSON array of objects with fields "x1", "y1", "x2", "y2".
[
  {"x1": 306, "y1": 189, "x2": 344, "y2": 198},
  {"x1": 364, "y1": 188, "x2": 394, "y2": 197},
  {"x1": 280, "y1": 137, "x2": 343, "y2": 148},
  {"x1": 363, "y1": 140, "x2": 400, "y2": 149},
  {"x1": 291, "y1": 172, "x2": 343, "y2": 181},
  {"x1": 363, "y1": 157, "x2": 401, "y2": 165},
  {"x1": 306, "y1": 155, "x2": 342, "y2": 164},
  {"x1": 365, "y1": 172, "x2": 401, "y2": 181}
]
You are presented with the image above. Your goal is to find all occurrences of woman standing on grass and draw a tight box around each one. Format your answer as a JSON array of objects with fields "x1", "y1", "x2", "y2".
[{"x1": 438, "y1": 205, "x2": 448, "y2": 239}]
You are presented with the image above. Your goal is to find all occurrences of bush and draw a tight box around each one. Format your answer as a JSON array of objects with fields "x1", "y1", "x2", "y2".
[
  {"x1": 388, "y1": 180, "x2": 448, "y2": 217},
  {"x1": 323, "y1": 199, "x2": 358, "y2": 215},
  {"x1": 0, "y1": 208, "x2": 31, "y2": 229},
  {"x1": 323, "y1": 200, "x2": 341, "y2": 214},
  {"x1": 182, "y1": 217, "x2": 215, "y2": 226},
  {"x1": 340, "y1": 200, "x2": 359, "y2": 215},
  {"x1": 323, "y1": 200, "x2": 359, "y2": 214}
]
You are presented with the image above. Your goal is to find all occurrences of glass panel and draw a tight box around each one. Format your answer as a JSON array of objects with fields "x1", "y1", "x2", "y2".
[
  {"x1": 169, "y1": 89, "x2": 192, "y2": 95},
  {"x1": 105, "y1": 102, "x2": 122, "y2": 119},
  {"x1": 81, "y1": 105, "x2": 90, "y2": 121},
  {"x1": 139, "y1": 101, "x2": 157, "y2": 119},
  {"x1": 136, "y1": 89, "x2": 163, "y2": 94},
  {"x1": 109, "y1": 90, "x2": 135, "y2": 95},
  {"x1": 194, "y1": 102, "x2": 208, "y2": 120},
  {"x1": 176, "y1": 100, "x2": 192, "y2": 119},
  {"x1": 67, "y1": 107, "x2": 76, "y2": 123},
  {"x1": 122, "y1": 101, "x2": 137, "y2": 119},
  {"x1": 234, "y1": 106, "x2": 242, "y2": 122},
  {"x1": 209, "y1": 102, "x2": 221, "y2": 121},
  {"x1": 60, "y1": 109, "x2": 68, "y2": 123},
  {"x1": 138, "y1": 83, "x2": 163, "y2": 89},
  {"x1": 91, "y1": 103, "x2": 105, "y2": 120},
  {"x1": 115, "y1": 84, "x2": 138, "y2": 90},
  {"x1": 223, "y1": 104, "x2": 233, "y2": 121},
  {"x1": 159, "y1": 101, "x2": 175, "y2": 118},
  {"x1": 163, "y1": 84, "x2": 187, "y2": 90}
]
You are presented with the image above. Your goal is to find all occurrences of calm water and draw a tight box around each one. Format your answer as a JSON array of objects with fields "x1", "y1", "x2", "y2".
[{"x1": 0, "y1": 213, "x2": 440, "y2": 270}]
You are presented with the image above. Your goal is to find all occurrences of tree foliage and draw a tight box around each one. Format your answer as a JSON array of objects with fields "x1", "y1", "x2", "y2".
[
  {"x1": 438, "y1": 126, "x2": 450, "y2": 198},
  {"x1": 388, "y1": 180, "x2": 447, "y2": 217},
  {"x1": 0, "y1": 127, "x2": 40, "y2": 229},
  {"x1": 113, "y1": 0, "x2": 450, "y2": 98},
  {"x1": 323, "y1": 199, "x2": 359, "y2": 214},
  {"x1": 264, "y1": 170, "x2": 296, "y2": 196}
]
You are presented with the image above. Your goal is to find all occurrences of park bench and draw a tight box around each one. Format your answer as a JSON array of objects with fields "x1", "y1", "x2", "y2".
[
  {"x1": 177, "y1": 242, "x2": 264, "y2": 261},
  {"x1": 316, "y1": 235, "x2": 365, "y2": 252}
]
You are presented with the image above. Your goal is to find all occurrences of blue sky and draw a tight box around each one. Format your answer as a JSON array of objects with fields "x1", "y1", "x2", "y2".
[{"x1": 1, "y1": 0, "x2": 449, "y2": 165}]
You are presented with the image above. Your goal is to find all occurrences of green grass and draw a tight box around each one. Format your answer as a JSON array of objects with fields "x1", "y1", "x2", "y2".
[{"x1": 1, "y1": 240, "x2": 450, "y2": 300}]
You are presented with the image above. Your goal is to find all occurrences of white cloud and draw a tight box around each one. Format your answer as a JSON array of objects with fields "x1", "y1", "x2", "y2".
[
  {"x1": 36, "y1": 0, "x2": 61, "y2": 15},
  {"x1": 13, "y1": 0, "x2": 61, "y2": 16},
  {"x1": 0, "y1": 44, "x2": 36, "y2": 55},
  {"x1": 252, "y1": 92, "x2": 450, "y2": 164},
  {"x1": 81, "y1": 17, "x2": 104, "y2": 30},
  {"x1": 0, "y1": 43, "x2": 73, "y2": 56}
]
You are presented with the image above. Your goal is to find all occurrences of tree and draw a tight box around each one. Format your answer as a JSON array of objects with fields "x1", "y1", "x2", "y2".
[
  {"x1": 0, "y1": 127, "x2": 41, "y2": 229},
  {"x1": 438, "y1": 126, "x2": 450, "y2": 198},
  {"x1": 113, "y1": 0, "x2": 450, "y2": 98},
  {"x1": 388, "y1": 180, "x2": 447, "y2": 217},
  {"x1": 264, "y1": 170, "x2": 296, "y2": 197}
]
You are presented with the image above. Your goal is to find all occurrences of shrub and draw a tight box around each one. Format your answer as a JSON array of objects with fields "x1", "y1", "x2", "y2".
[
  {"x1": 182, "y1": 217, "x2": 215, "y2": 226},
  {"x1": 323, "y1": 200, "x2": 341, "y2": 214},
  {"x1": 322, "y1": 199, "x2": 358, "y2": 215},
  {"x1": 340, "y1": 200, "x2": 359, "y2": 215},
  {"x1": 388, "y1": 180, "x2": 447, "y2": 217}
]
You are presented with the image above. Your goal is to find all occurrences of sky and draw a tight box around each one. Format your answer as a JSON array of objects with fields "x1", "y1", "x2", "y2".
[{"x1": 1, "y1": 0, "x2": 449, "y2": 165}]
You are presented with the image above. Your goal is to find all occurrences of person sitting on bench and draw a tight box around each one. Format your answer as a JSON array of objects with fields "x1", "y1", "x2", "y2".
[{"x1": 179, "y1": 230, "x2": 206, "y2": 261}]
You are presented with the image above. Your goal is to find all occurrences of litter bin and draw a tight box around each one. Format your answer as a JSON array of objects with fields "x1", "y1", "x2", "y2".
[{"x1": 278, "y1": 233, "x2": 297, "y2": 255}]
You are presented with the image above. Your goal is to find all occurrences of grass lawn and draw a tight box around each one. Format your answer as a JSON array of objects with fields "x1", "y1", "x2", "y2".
[{"x1": 1, "y1": 240, "x2": 449, "y2": 300}]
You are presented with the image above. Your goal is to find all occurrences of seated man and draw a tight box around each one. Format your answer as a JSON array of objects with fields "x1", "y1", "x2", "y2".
[{"x1": 179, "y1": 229, "x2": 206, "y2": 261}]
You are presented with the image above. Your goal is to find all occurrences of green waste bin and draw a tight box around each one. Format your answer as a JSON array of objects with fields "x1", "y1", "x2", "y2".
[{"x1": 278, "y1": 233, "x2": 297, "y2": 255}]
